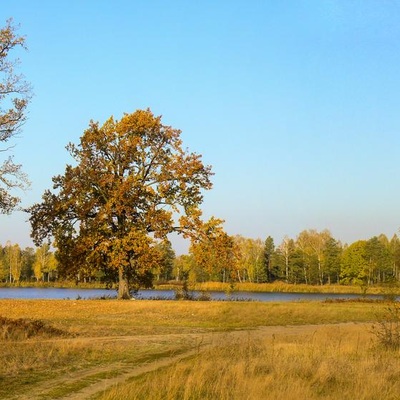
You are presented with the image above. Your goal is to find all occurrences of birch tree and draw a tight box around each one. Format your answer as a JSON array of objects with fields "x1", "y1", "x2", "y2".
[
  {"x1": 4, "y1": 241, "x2": 22, "y2": 282},
  {"x1": 0, "y1": 19, "x2": 31, "y2": 213}
]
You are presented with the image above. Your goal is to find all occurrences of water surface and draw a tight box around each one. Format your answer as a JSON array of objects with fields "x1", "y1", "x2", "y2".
[{"x1": 0, "y1": 287, "x2": 388, "y2": 301}]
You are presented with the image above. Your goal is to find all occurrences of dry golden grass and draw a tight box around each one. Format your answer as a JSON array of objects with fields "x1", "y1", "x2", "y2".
[
  {"x1": 0, "y1": 299, "x2": 382, "y2": 334},
  {"x1": 190, "y1": 281, "x2": 397, "y2": 295},
  {"x1": 0, "y1": 329, "x2": 193, "y2": 399},
  {"x1": 0, "y1": 299, "x2": 396, "y2": 399},
  {"x1": 98, "y1": 324, "x2": 400, "y2": 400}
]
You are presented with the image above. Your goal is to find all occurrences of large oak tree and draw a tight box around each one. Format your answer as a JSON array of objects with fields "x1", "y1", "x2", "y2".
[{"x1": 29, "y1": 109, "x2": 213, "y2": 298}]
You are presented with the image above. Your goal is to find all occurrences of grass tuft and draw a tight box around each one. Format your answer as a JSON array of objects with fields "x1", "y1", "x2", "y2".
[{"x1": 0, "y1": 316, "x2": 71, "y2": 340}]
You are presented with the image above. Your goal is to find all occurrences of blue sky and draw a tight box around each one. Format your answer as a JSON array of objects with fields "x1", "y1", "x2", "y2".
[{"x1": 1, "y1": 1, "x2": 400, "y2": 253}]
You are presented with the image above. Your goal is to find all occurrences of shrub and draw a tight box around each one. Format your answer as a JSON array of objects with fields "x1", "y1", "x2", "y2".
[
  {"x1": 174, "y1": 280, "x2": 194, "y2": 300},
  {"x1": 371, "y1": 302, "x2": 400, "y2": 350},
  {"x1": 0, "y1": 316, "x2": 69, "y2": 340}
]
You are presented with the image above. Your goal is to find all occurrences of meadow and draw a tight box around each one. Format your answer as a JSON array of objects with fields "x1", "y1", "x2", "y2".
[{"x1": 0, "y1": 299, "x2": 399, "y2": 399}]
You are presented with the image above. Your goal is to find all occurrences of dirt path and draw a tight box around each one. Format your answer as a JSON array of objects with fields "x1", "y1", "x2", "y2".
[{"x1": 15, "y1": 322, "x2": 366, "y2": 400}]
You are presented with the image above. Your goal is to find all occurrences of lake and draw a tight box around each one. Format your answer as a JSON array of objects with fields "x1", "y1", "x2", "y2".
[{"x1": 0, "y1": 287, "x2": 389, "y2": 301}]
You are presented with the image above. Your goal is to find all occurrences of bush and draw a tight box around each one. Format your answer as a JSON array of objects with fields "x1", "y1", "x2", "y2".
[
  {"x1": 371, "y1": 302, "x2": 400, "y2": 350},
  {"x1": 0, "y1": 316, "x2": 70, "y2": 340},
  {"x1": 197, "y1": 291, "x2": 211, "y2": 301},
  {"x1": 174, "y1": 280, "x2": 194, "y2": 300}
]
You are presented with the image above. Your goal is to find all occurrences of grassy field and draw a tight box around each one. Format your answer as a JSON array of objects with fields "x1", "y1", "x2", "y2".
[{"x1": 0, "y1": 299, "x2": 399, "y2": 399}]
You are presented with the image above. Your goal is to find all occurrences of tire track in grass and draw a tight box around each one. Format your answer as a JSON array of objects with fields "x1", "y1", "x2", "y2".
[
  {"x1": 59, "y1": 347, "x2": 204, "y2": 400},
  {"x1": 14, "y1": 323, "x2": 365, "y2": 400},
  {"x1": 13, "y1": 333, "x2": 210, "y2": 400}
]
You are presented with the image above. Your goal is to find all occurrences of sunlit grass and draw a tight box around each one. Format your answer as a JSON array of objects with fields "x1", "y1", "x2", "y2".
[
  {"x1": 185, "y1": 281, "x2": 398, "y2": 295},
  {"x1": 0, "y1": 299, "x2": 382, "y2": 335},
  {"x1": 0, "y1": 327, "x2": 192, "y2": 399},
  {"x1": 97, "y1": 324, "x2": 400, "y2": 400},
  {"x1": 0, "y1": 299, "x2": 395, "y2": 399}
]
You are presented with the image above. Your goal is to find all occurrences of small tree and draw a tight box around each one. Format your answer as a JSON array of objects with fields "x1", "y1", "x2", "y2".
[
  {"x1": 323, "y1": 237, "x2": 342, "y2": 284},
  {"x1": 340, "y1": 240, "x2": 369, "y2": 286},
  {"x1": 371, "y1": 303, "x2": 400, "y2": 350},
  {"x1": 20, "y1": 246, "x2": 34, "y2": 281},
  {"x1": 3, "y1": 241, "x2": 22, "y2": 282},
  {"x1": 0, "y1": 19, "x2": 31, "y2": 213},
  {"x1": 190, "y1": 218, "x2": 239, "y2": 283},
  {"x1": 9, "y1": 243, "x2": 21, "y2": 282},
  {"x1": 153, "y1": 240, "x2": 175, "y2": 282},
  {"x1": 173, "y1": 254, "x2": 193, "y2": 282},
  {"x1": 277, "y1": 236, "x2": 295, "y2": 283},
  {"x1": 29, "y1": 109, "x2": 213, "y2": 299},
  {"x1": 33, "y1": 243, "x2": 57, "y2": 282},
  {"x1": 263, "y1": 236, "x2": 275, "y2": 282}
]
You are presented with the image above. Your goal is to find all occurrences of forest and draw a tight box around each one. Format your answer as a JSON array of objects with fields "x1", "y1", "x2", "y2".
[{"x1": 1, "y1": 228, "x2": 400, "y2": 289}]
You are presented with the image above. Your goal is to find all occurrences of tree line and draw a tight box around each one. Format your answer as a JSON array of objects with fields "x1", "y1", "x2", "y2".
[
  {"x1": 3, "y1": 229, "x2": 400, "y2": 288},
  {"x1": 179, "y1": 229, "x2": 400, "y2": 287},
  {"x1": 0, "y1": 243, "x2": 57, "y2": 282}
]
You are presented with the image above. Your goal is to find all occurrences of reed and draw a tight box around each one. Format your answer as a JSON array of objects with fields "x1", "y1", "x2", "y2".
[{"x1": 187, "y1": 281, "x2": 397, "y2": 295}]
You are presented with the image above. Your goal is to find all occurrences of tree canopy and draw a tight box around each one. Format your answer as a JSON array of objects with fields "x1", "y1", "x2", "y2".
[
  {"x1": 29, "y1": 109, "x2": 213, "y2": 298},
  {"x1": 0, "y1": 19, "x2": 31, "y2": 213},
  {"x1": 190, "y1": 217, "x2": 239, "y2": 283}
]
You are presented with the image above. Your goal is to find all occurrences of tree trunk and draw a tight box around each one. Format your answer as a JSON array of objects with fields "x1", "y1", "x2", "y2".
[
  {"x1": 285, "y1": 257, "x2": 289, "y2": 283},
  {"x1": 303, "y1": 266, "x2": 308, "y2": 285},
  {"x1": 318, "y1": 259, "x2": 323, "y2": 285},
  {"x1": 118, "y1": 266, "x2": 131, "y2": 299}
]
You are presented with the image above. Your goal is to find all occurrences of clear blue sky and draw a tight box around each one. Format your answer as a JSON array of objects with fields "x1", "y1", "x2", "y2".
[{"x1": 2, "y1": 1, "x2": 400, "y2": 253}]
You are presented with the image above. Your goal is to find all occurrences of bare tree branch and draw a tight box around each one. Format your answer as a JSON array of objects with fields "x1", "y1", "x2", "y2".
[{"x1": 0, "y1": 18, "x2": 31, "y2": 213}]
